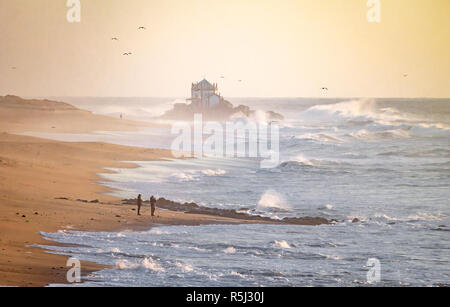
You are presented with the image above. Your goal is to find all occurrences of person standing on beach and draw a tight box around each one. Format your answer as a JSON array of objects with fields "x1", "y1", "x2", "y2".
[
  {"x1": 150, "y1": 195, "x2": 156, "y2": 217},
  {"x1": 137, "y1": 194, "x2": 142, "y2": 216}
]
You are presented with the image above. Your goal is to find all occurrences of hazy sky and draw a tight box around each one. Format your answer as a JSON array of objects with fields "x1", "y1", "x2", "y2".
[{"x1": 0, "y1": 0, "x2": 449, "y2": 97}]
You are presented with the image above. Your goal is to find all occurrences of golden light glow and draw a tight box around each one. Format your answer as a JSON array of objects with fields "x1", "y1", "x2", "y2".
[{"x1": 0, "y1": 0, "x2": 449, "y2": 97}]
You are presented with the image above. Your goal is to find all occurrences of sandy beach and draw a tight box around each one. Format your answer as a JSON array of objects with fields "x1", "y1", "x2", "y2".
[
  {"x1": 2, "y1": 1, "x2": 448, "y2": 288},
  {"x1": 0, "y1": 96, "x2": 326, "y2": 287},
  {"x1": 0, "y1": 96, "x2": 257, "y2": 286}
]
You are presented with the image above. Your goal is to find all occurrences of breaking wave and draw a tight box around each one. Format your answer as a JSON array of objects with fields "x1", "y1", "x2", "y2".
[
  {"x1": 302, "y1": 99, "x2": 411, "y2": 124},
  {"x1": 170, "y1": 169, "x2": 227, "y2": 182},
  {"x1": 116, "y1": 258, "x2": 165, "y2": 272},
  {"x1": 347, "y1": 128, "x2": 411, "y2": 140},
  {"x1": 301, "y1": 99, "x2": 450, "y2": 133},
  {"x1": 273, "y1": 240, "x2": 292, "y2": 249},
  {"x1": 257, "y1": 190, "x2": 291, "y2": 211},
  {"x1": 276, "y1": 154, "x2": 344, "y2": 170}
]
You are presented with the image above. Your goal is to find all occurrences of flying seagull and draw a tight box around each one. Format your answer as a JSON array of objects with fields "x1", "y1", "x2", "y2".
[
  {"x1": 238, "y1": 80, "x2": 242, "y2": 82},
  {"x1": 321, "y1": 87, "x2": 328, "y2": 91},
  {"x1": 138, "y1": 26, "x2": 146, "y2": 30},
  {"x1": 123, "y1": 52, "x2": 132, "y2": 56},
  {"x1": 403, "y1": 73, "x2": 408, "y2": 78},
  {"x1": 220, "y1": 75, "x2": 225, "y2": 79},
  {"x1": 111, "y1": 37, "x2": 119, "y2": 41}
]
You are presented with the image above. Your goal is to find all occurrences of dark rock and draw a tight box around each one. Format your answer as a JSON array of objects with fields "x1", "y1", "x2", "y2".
[
  {"x1": 161, "y1": 99, "x2": 283, "y2": 121},
  {"x1": 352, "y1": 218, "x2": 360, "y2": 223},
  {"x1": 122, "y1": 197, "x2": 333, "y2": 226},
  {"x1": 432, "y1": 228, "x2": 450, "y2": 232}
]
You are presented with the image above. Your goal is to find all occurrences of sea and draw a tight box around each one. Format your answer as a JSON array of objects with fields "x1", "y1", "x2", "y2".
[{"x1": 31, "y1": 97, "x2": 449, "y2": 287}]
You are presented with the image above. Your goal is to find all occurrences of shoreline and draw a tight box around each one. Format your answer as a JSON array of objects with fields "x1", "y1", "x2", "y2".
[
  {"x1": 1, "y1": 132, "x2": 277, "y2": 287},
  {"x1": 0, "y1": 96, "x2": 333, "y2": 287}
]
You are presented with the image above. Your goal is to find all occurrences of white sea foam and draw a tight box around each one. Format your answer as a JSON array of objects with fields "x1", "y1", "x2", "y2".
[
  {"x1": 278, "y1": 154, "x2": 342, "y2": 169},
  {"x1": 142, "y1": 258, "x2": 165, "y2": 272},
  {"x1": 407, "y1": 212, "x2": 447, "y2": 221},
  {"x1": 291, "y1": 154, "x2": 315, "y2": 166},
  {"x1": 149, "y1": 229, "x2": 172, "y2": 235},
  {"x1": 175, "y1": 262, "x2": 194, "y2": 272},
  {"x1": 257, "y1": 190, "x2": 291, "y2": 211},
  {"x1": 201, "y1": 169, "x2": 227, "y2": 176},
  {"x1": 171, "y1": 172, "x2": 198, "y2": 181},
  {"x1": 223, "y1": 247, "x2": 236, "y2": 254},
  {"x1": 116, "y1": 256, "x2": 166, "y2": 271},
  {"x1": 348, "y1": 128, "x2": 411, "y2": 140},
  {"x1": 230, "y1": 271, "x2": 246, "y2": 279},
  {"x1": 302, "y1": 99, "x2": 406, "y2": 124},
  {"x1": 302, "y1": 99, "x2": 449, "y2": 138},
  {"x1": 319, "y1": 253, "x2": 341, "y2": 260},
  {"x1": 273, "y1": 240, "x2": 292, "y2": 249},
  {"x1": 115, "y1": 260, "x2": 139, "y2": 270},
  {"x1": 295, "y1": 133, "x2": 344, "y2": 143},
  {"x1": 171, "y1": 169, "x2": 227, "y2": 181},
  {"x1": 251, "y1": 110, "x2": 268, "y2": 123}
]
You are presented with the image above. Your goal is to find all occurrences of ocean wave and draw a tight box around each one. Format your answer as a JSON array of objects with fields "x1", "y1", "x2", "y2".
[
  {"x1": 301, "y1": 99, "x2": 449, "y2": 135},
  {"x1": 257, "y1": 190, "x2": 291, "y2": 211},
  {"x1": 318, "y1": 253, "x2": 341, "y2": 260},
  {"x1": 148, "y1": 229, "x2": 172, "y2": 235},
  {"x1": 170, "y1": 169, "x2": 227, "y2": 182},
  {"x1": 347, "y1": 128, "x2": 411, "y2": 140},
  {"x1": 115, "y1": 260, "x2": 140, "y2": 270},
  {"x1": 230, "y1": 271, "x2": 247, "y2": 279},
  {"x1": 201, "y1": 169, "x2": 227, "y2": 176},
  {"x1": 272, "y1": 240, "x2": 292, "y2": 249},
  {"x1": 174, "y1": 262, "x2": 194, "y2": 272},
  {"x1": 142, "y1": 258, "x2": 165, "y2": 272},
  {"x1": 347, "y1": 212, "x2": 447, "y2": 224},
  {"x1": 407, "y1": 212, "x2": 447, "y2": 222},
  {"x1": 294, "y1": 133, "x2": 344, "y2": 143},
  {"x1": 302, "y1": 99, "x2": 406, "y2": 123},
  {"x1": 170, "y1": 172, "x2": 198, "y2": 181},
  {"x1": 223, "y1": 247, "x2": 237, "y2": 254},
  {"x1": 116, "y1": 258, "x2": 165, "y2": 272},
  {"x1": 318, "y1": 204, "x2": 334, "y2": 210},
  {"x1": 277, "y1": 154, "x2": 344, "y2": 169}
]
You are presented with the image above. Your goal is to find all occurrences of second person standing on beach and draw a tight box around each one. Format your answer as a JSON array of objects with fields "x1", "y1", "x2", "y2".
[
  {"x1": 137, "y1": 194, "x2": 142, "y2": 216},
  {"x1": 150, "y1": 195, "x2": 156, "y2": 217}
]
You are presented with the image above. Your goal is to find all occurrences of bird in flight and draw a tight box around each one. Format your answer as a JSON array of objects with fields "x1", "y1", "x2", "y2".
[
  {"x1": 111, "y1": 37, "x2": 119, "y2": 41},
  {"x1": 321, "y1": 87, "x2": 328, "y2": 91},
  {"x1": 123, "y1": 52, "x2": 132, "y2": 56},
  {"x1": 220, "y1": 75, "x2": 225, "y2": 79},
  {"x1": 238, "y1": 80, "x2": 242, "y2": 82},
  {"x1": 11, "y1": 67, "x2": 17, "y2": 70},
  {"x1": 403, "y1": 73, "x2": 408, "y2": 78},
  {"x1": 138, "y1": 26, "x2": 146, "y2": 30}
]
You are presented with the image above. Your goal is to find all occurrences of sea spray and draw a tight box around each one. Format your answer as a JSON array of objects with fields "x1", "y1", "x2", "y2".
[
  {"x1": 257, "y1": 190, "x2": 291, "y2": 211},
  {"x1": 273, "y1": 240, "x2": 292, "y2": 249}
]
